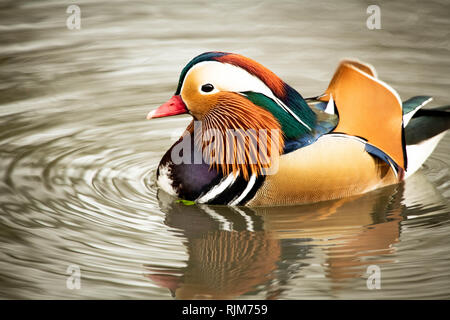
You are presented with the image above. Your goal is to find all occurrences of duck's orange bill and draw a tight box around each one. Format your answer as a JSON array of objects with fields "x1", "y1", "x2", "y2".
[{"x1": 147, "y1": 95, "x2": 188, "y2": 119}]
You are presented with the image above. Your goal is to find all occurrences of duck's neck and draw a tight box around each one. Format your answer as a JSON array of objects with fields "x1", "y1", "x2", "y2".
[
  {"x1": 243, "y1": 86, "x2": 317, "y2": 140},
  {"x1": 282, "y1": 84, "x2": 317, "y2": 135}
]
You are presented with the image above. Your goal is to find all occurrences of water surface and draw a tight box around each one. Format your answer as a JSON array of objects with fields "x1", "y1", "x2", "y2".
[{"x1": 0, "y1": 0, "x2": 449, "y2": 299}]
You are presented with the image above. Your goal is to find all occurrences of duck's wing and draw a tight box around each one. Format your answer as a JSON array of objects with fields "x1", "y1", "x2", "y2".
[
  {"x1": 404, "y1": 105, "x2": 450, "y2": 178},
  {"x1": 283, "y1": 100, "x2": 338, "y2": 154},
  {"x1": 402, "y1": 95, "x2": 433, "y2": 125},
  {"x1": 248, "y1": 134, "x2": 399, "y2": 206},
  {"x1": 318, "y1": 60, "x2": 407, "y2": 170}
]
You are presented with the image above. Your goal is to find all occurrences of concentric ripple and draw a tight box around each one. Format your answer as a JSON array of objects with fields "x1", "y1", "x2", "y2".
[
  {"x1": 0, "y1": 106, "x2": 192, "y2": 299},
  {"x1": 1, "y1": 0, "x2": 450, "y2": 300}
]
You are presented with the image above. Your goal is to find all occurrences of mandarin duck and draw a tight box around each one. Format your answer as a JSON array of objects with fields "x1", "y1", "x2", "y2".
[{"x1": 147, "y1": 52, "x2": 449, "y2": 206}]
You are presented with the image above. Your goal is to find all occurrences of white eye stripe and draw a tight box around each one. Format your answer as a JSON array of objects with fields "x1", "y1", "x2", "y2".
[
  {"x1": 196, "y1": 173, "x2": 238, "y2": 203},
  {"x1": 183, "y1": 61, "x2": 274, "y2": 97},
  {"x1": 182, "y1": 60, "x2": 311, "y2": 131}
]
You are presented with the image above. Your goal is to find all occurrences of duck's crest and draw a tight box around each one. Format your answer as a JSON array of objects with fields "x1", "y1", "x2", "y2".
[
  {"x1": 176, "y1": 51, "x2": 316, "y2": 137},
  {"x1": 216, "y1": 53, "x2": 317, "y2": 134},
  {"x1": 175, "y1": 51, "x2": 228, "y2": 95}
]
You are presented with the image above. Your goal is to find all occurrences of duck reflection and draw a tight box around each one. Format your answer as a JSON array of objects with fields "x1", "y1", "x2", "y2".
[
  {"x1": 146, "y1": 198, "x2": 280, "y2": 299},
  {"x1": 145, "y1": 182, "x2": 408, "y2": 299}
]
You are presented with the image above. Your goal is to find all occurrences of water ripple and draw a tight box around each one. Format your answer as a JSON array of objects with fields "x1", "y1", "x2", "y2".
[{"x1": 1, "y1": 0, "x2": 449, "y2": 299}]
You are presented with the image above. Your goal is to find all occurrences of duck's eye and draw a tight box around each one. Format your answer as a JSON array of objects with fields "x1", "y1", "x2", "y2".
[{"x1": 201, "y1": 83, "x2": 214, "y2": 93}]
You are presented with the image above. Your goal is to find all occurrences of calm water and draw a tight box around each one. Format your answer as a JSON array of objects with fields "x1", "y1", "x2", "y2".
[{"x1": 0, "y1": 0, "x2": 449, "y2": 299}]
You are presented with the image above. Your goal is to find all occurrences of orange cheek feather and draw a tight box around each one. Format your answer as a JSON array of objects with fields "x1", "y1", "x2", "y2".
[
  {"x1": 181, "y1": 84, "x2": 219, "y2": 120},
  {"x1": 190, "y1": 92, "x2": 284, "y2": 180}
]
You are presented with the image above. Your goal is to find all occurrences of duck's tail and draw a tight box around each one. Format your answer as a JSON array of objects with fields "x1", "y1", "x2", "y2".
[{"x1": 403, "y1": 100, "x2": 450, "y2": 178}]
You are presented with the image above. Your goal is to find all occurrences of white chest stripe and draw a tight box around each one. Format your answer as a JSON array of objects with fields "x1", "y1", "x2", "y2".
[
  {"x1": 229, "y1": 174, "x2": 257, "y2": 206},
  {"x1": 196, "y1": 173, "x2": 238, "y2": 204}
]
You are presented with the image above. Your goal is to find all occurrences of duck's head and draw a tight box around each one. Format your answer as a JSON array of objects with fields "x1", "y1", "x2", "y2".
[{"x1": 148, "y1": 52, "x2": 317, "y2": 178}]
